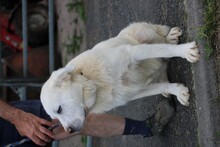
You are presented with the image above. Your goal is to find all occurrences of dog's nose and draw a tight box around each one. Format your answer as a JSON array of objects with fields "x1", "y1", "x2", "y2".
[
  {"x1": 73, "y1": 126, "x2": 81, "y2": 132},
  {"x1": 68, "y1": 126, "x2": 81, "y2": 133},
  {"x1": 67, "y1": 119, "x2": 84, "y2": 133},
  {"x1": 68, "y1": 127, "x2": 74, "y2": 133}
]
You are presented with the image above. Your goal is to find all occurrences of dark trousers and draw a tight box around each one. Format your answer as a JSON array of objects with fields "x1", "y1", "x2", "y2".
[{"x1": 0, "y1": 100, "x2": 50, "y2": 147}]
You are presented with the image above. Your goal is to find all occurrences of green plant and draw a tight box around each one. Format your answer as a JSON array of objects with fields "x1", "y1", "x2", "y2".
[
  {"x1": 217, "y1": 132, "x2": 220, "y2": 137},
  {"x1": 66, "y1": 0, "x2": 86, "y2": 20},
  {"x1": 81, "y1": 136, "x2": 87, "y2": 146},
  {"x1": 213, "y1": 132, "x2": 220, "y2": 144},
  {"x1": 64, "y1": 29, "x2": 83, "y2": 54},
  {"x1": 198, "y1": 0, "x2": 218, "y2": 58}
]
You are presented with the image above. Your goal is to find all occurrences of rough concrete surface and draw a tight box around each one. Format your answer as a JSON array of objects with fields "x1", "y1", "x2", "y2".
[
  {"x1": 55, "y1": 0, "x2": 87, "y2": 146},
  {"x1": 56, "y1": 0, "x2": 220, "y2": 146},
  {"x1": 185, "y1": 0, "x2": 220, "y2": 147}
]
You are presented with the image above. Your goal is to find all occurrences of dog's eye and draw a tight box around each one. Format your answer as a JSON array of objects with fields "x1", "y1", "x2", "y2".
[
  {"x1": 80, "y1": 72, "x2": 83, "y2": 75},
  {"x1": 57, "y1": 105, "x2": 62, "y2": 114}
]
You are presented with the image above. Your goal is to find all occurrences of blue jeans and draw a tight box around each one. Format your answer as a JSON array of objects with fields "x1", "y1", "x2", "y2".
[{"x1": 0, "y1": 100, "x2": 50, "y2": 147}]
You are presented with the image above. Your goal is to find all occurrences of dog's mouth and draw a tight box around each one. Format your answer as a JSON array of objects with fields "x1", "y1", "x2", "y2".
[
  {"x1": 65, "y1": 109, "x2": 88, "y2": 134},
  {"x1": 84, "y1": 107, "x2": 89, "y2": 117}
]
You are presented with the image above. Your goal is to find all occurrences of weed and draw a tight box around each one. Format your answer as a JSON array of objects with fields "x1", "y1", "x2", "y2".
[
  {"x1": 198, "y1": 0, "x2": 218, "y2": 58},
  {"x1": 66, "y1": 0, "x2": 86, "y2": 21},
  {"x1": 64, "y1": 28, "x2": 83, "y2": 54},
  {"x1": 212, "y1": 132, "x2": 220, "y2": 144},
  {"x1": 81, "y1": 136, "x2": 87, "y2": 146}
]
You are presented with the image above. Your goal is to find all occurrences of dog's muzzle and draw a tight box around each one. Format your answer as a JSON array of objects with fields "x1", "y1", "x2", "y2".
[{"x1": 66, "y1": 108, "x2": 88, "y2": 133}]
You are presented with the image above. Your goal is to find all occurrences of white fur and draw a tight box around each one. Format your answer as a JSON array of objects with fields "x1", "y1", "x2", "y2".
[{"x1": 40, "y1": 22, "x2": 199, "y2": 132}]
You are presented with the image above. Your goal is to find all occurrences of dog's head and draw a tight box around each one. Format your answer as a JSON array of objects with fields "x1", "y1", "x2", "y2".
[{"x1": 40, "y1": 65, "x2": 96, "y2": 133}]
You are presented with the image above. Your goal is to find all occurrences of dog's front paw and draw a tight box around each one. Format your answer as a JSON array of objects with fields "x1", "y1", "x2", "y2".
[
  {"x1": 166, "y1": 27, "x2": 182, "y2": 44},
  {"x1": 183, "y1": 41, "x2": 200, "y2": 63},
  {"x1": 174, "y1": 84, "x2": 190, "y2": 106}
]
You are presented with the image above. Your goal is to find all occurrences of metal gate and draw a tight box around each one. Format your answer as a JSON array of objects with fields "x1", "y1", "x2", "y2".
[{"x1": 0, "y1": 0, "x2": 57, "y2": 146}]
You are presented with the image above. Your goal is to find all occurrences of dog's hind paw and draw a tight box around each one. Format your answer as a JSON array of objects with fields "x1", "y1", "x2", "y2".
[
  {"x1": 184, "y1": 41, "x2": 200, "y2": 63},
  {"x1": 166, "y1": 27, "x2": 182, "y2": 44},
  {"x1": 174, "y1": 84, "x2": 190, "y2": 106}
]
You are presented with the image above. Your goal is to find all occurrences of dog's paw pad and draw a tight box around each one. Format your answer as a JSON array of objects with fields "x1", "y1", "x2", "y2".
[
  {"x1": 166, "y1": 27, "x2": 182, "y2": 44},
  {"x1": 175, "y1": 84, "x2": 190, "y2": 106},
  {"x1": 185, "y1": 42, "x2": 200, "y2": 63}
]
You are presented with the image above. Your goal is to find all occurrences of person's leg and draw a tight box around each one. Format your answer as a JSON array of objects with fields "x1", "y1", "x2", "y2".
[
  {"x1": 0, "y1": 100, "x2": 50, "y2": 147},
  {"x1": 54, "y1": 99, "x2": 174, "y2": 140},
  {"x1": 81, "y1": 113, "x2": 125, "y2": 136},
  {"x1": 82, "y1": 99, "x2": 174, "y2": 138},
  {"x1": 82, "y1": 114, "x2": 153, "y2": 137}
]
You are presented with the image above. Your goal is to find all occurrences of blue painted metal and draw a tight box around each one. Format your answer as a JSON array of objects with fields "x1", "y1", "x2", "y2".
[
  {"x1": 49, "y1": 0, "x2": 55, "y2": 74},
  {"x1": 22, "y1": 0, "x2": 28, "y2": 78},
  {"x1": 48, "y1": 0, "x2": 58, "y2": 146},
  {"x1": 21, "y1": 0, "x2": 28, "y2": 101},
  {"x1": 0, "y1": 41, "x2": 2, "y2": 78},
  {"x1": 87, "y1": 136, "x2": 93, "y2": 147}
]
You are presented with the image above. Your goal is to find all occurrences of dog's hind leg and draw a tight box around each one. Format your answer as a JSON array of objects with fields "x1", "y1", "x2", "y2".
[
  {"x1": 118, "y1": 22, "x2": 182, "y2": 44},
  {"x1": 131, "y1": 83, "x2": 190, "y2": 106}
]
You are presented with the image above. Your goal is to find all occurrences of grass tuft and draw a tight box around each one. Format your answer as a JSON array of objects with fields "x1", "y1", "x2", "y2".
[
  {"x1": 66, "y1": 0, "x2": 86, "y2": 21},
  {"x1": 198, "y1": 0, "x2": 218, "y2": 58},
  {"x1": 63, "y1": 29, "x2": 83, "y2": 54},
  {"x1": 81, "y1": 136, "x2": 87, "y2": 146}
]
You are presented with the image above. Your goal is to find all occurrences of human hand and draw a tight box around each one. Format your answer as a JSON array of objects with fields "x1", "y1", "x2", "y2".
[
  {"x1": 52, "y1": 119, "x2": 78, "y2": 140},
  {"x1": 12, "y1": 110, "x2": 54, "y2": 146}
]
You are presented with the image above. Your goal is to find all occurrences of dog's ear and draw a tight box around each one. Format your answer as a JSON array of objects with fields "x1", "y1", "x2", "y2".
[
  {"x1": 51, "y1": 65, "x2": 75, "y2": 88},
  {"x1": 83, "y1": 80, "x2": 97, "y2": 109}
]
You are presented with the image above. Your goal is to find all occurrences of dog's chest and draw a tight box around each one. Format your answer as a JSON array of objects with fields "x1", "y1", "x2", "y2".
[{"x1": 120, "y1": 59, "x2": 163, "y2": 87}]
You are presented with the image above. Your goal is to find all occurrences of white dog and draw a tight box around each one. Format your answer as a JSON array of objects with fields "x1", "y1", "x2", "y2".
[{"x1": 40, "y1": 22, "x2": 199, "y2": 133}]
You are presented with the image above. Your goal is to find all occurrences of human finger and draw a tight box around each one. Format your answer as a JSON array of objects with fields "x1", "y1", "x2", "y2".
[
  {"x1": 38, "y1": 118, "x2": 53, "y2": 127},
  {"x1": 35, "y1": 129, "x2": 52, "y2": 143},
  {"x1": 39, "y1": 125, "x2": 54, "y2": 138},
  {"x1": 32, "y1": 135, "x2": 47, "y2": 146}
]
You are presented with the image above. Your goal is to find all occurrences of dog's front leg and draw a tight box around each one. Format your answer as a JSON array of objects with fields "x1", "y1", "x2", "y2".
[
  {"x1": 83, "y1": 80, "x2": 97, "y2": 109},
  {"x1": 132, "y1": 83, "x2": 190, "y2": 106},
  {"x1": 128, "y1": 41, "x2": 199, "y2": 62}
]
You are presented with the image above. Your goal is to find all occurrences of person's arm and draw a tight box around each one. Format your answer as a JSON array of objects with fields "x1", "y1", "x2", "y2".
[
  {"x1": 53, "y1": 113, "x2": 125, "y2": 140},
  {"x1": 0, "y1": 99, "x2": 54, "y2": 146}
]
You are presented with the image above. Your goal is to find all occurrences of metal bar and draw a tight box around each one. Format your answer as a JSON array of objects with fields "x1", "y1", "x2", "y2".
[
  {"x1": 0, "y1": 83, "x2": 43, "y2": 87},
  {"x1": 86, "y1": 136, "x2": 93, "y2": 147},
  {"x1": 0, "y1": 78, "x2": 47, "y2": 83},
  {"x1": 22, "y1": 0, "x2": 28, "y2": 101},
  {"x1": 0, "y1": 78, "x2": 46, "y2": 82},
  {"x1": 0, "y1": 78, "x2": 45, "y2": 87},
  {"x1": 0, "y1": 41, "x2": 2, "y2": 79},
  {"x1": 49, "y1": 0, "x2": 55, "y2": 74},
  {"x1": 22, "y1": 0, "x2": 28, "y2": 77},
  {"x1": 49, "y1": 0, "x2": 57, "y2": 146}
]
